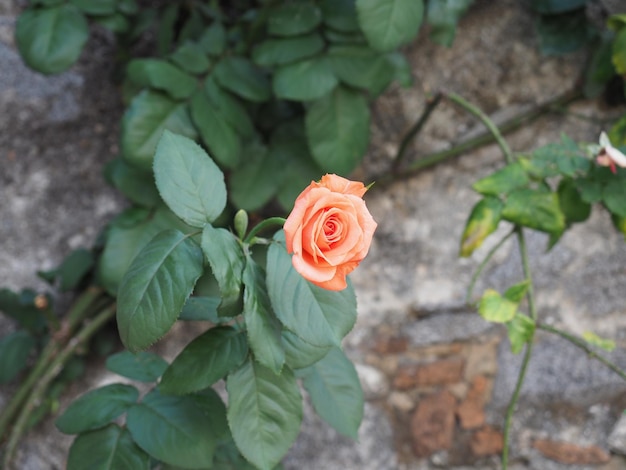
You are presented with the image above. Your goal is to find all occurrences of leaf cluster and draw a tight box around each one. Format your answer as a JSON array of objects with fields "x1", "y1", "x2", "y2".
[{"x1": 58, "y1": 132, "x2": 364, "y2": 470}]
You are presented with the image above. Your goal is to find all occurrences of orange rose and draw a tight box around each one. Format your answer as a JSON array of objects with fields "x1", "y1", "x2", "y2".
[{"x1": 284, "y1": 174, "x2": 377, "y2": 291}]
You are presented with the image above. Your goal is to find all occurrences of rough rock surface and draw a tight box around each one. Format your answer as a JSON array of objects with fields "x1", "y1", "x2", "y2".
[{"x1": 2, "y1": 0, "x2": 626, "y2": 469}]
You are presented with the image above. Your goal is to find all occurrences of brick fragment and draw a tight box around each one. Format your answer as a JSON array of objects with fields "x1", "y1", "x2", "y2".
[
  {"x1": 533, "y1": 439, "x2": 611, "y2": 465},
  {"x1": 410, "y1": 390, "x2": 456, "y2": 457},
  {"x1": 456, "y1": 376, "x2": 489, "y2": 429},
  {"x1": 470, "y1": 426, "x2": 503, "y2": 457}
]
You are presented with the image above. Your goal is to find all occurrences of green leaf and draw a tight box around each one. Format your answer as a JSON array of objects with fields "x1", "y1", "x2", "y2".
[
  {"x1": 189, "y1": 388, "x2": 230, "y2": 441},
  {"x1": 56, "y1": 384, "x2": 138, "y2": 435},
  {"x1": 127, "y1": 389, "x2": 217, "y2": 468},
  {"x1": 229, "y1": 144, "x2": 283, "y2": 211},
  {"x1": 105, "y1": 351, "x2": 168, "y2": 382},
  {"x1": 117, "y1": 230, "x2": 204, "y2": 352},
  {"x1": 201, "y1": 225, "x2": 246, "y2": 317},
  {"x1": 268, "y1": 2, "x2": 322, "y2": 37},
  {"x1": 505, "y1": 313, "x2": 535, "y2": 354},
  {"x1": 70, "y1": 0, "x2": 116, "y2": 16},
  {"x1": 612, "y1": 213, "x2": 626, "y2": 240},
  {"x1": 211, "y1": 440, "x2": 258, "y2": 470},
  {"x1": 603, "y1": 179, "x2": 626, "y2": 218},
  {"x1": 536, "y1": 9, "x2": 591, "y2": 56},
  {"x1": 265, "y1": 120, "x2": 323, "y2": 210},
  {"x1": 38, "y1": 248, "x2": 94, "y2": 291},
  {"x1": 127, "y1": 59, "x2": 197, "y2": 100},
  {"x1": 609, "y1": 115, "x2": 626, "y2": 146},
  {"x1": 328, "y1": 46, "x2": 394, "y2": 95},
  {"x1": 299, "y1": 347, "x2": 363, "y2": 439},
  {"x1": 282, "y1": 330, "x2": 331, "y2": 370},
  {"x1": 190, "y1": 90, "x2": 241, "y2": 169},
  {"x1": 356, "y1": 0, "x2": 424, "y2": 52},
  {"x1": 67, "y1": 424, "x2": 150, "y2": 470},
  {"x1": 0, "y1": 289, "x2": 46, "y2": 334},
  {"x1": 159, "y1": 326, "x2": 248, "y2": 395},
  {"x1": 179, "y1": 296, "x2": 220, "y2": 322},
  {"x1": 253, "y1": 34, "x2": 325, "y2": 67},
  {"x1": 121, "y1": 90, "x2": 197, "y2": 171},
  {"x1": 227, "y1": 359, "x2": 302, "y2": 470},
  {"x1": 426, "y1": 0, "x2": 473, "y2": 46},
  {"x1": 153, "y1": 130, "x2": 227, "y2": 226},
  {"x1": 214, "y1": 57, "x2": 271, "y2": 103},
  {"x1": 16, "y1": 4, "x2": 89, "y2": 75},
  {"x1": 459, "y1": 196, "x2": 503, "y2": 257},
  {"x1": 273, "y1": 56, "x2": 338, "y2": 102},
  {"x1": 243, "y1": 255, "x2": 285, "y2": 374},
  {"x1": 199, "y1": 22, "x2": 226, "y2": 56},
  {"x1": 320, "y1": 0, "x2": 359, "y2": 32},
  {"x1": 266, "y1": 231, "x2": 357, "y2": 347},
  {"x1": 305, "y1": 86, "x2": 369, "y2": 175},
  {"x1": 387, "y1": 51, "x2": 413, "y2": 87},
  {"x1": 523, "y1": 135, "x2": 589, "y2": 178},
  {"x1": 608, "y1": 14, "x2": 626, "y2": 31},
  {"x1": 204, "y1": 78, "x2": 255, "y2": 138},
  {"x1": 478, "y1": 289, "x2": 517, "y2": 323},
  {"x1": 502, "y1": 188, "x2": 565, "y2": 234},
  {"x1": 503, "y1": 280, "x2": 530, "y2": 303},
  {"x1": 96, "y1": 207, "x2": 194, "y2": 296},
  {"x1": 584, "y1": 33, "x2": 615, "y2": 98},
  {"x1": 0, "y1": 331, "x2": 35, "y2": 384},
  {"x1": 169, "y1": 41, "x2": 210, "y2": 74},
  {"x1": 558, "y1": 178, "x2": 591, "y2": 224},
  {"x1": 117, "y1": 0, "x2": 138, "y2": 15},
  {"x1": 530, "y1": 0, "x2": 587, "y2": 14},
  {"x1": 582, "y1": 331, "x2": 616, "y2": 352},
  {"x1": 157, "y1": 4, "x2": 178, "y2": 56},
  {"x1": 576, "y1": 178, "x2": 603, "y2": 204},
  {"x1": 472, "y1": 162, "x2": 529, "y2": 196},
  {"x1": 614, "y1": 28, "x2": 626, "y2": 74},
  {"x1": 104, "y1": 157, "x2": 160, "y2": 207}
]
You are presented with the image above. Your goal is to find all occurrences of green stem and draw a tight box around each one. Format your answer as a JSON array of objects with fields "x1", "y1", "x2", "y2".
[
  {"x1": 393, "y1": 92, "x2": 443, "y2": 171},
  {"x1": 447, "y1": 94, "x2": 543, "y2": 469},
  {"x1": 1, "y1": 304, "x2": 116, "y2": 468},
  {"x1": 373, "y1": 88, "x2": 582, "y2": 188},
  {"x1": 0, "y1": 288, "x2": 105, "y2": 442},
  {"x1": 515, "y1": 227, "x2": 537, "y2": 321},
  {"x1": 538, "y1": 323, "x2": 626, "y2": 382},
  {"x1": 244, "y1": 217, "x2": 286, "y2": 244},
  {"x1": 446, "y1": 92, "x2": 514, "y2": 164},
  {"x1": 0, "y1": 341, "x2": 59, "y2": 442},
  {"x1": 502, "y1": 340, "x2": 534, "y2": 470},
  {"x1": 465, "y1": 228, "x2": 515, "y2": 304}
]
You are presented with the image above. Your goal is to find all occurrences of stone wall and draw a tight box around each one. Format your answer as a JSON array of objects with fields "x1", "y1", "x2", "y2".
[{"x1": 1, "y1": 0, "x2": 626, "y2": 469}]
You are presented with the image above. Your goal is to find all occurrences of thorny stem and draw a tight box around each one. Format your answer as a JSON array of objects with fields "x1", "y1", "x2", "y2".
[
  {"x1": 538, "y1": 323, "x2": 626, "y2": 382},
  {"x1": 392, "y1": 92, "x2": 443, "y2": 172},
  {"x1": 244, "y1": 217, "x2": 287, "y2": 244},
  {"x1": 446, "y1": 92, "x2": 514, "y2": 164},
  {"x1": 465, "y1": 228, "x2": 515, "y2": 304},
  {"x1": 373, "y1": 88, "x2": 582, "y2": 188},
  {"x1": 502, "y1": 340, "x2": 534, "y2": 469},
  {"x1": 0, "y1": 288, "x2": 105, "y2": 442},
  {"x1": 449, "y1": 93, "x2": 534, "y2": 470},
  {"x1": 1, "y1": 304, "x2": 116, "y2": 469}
]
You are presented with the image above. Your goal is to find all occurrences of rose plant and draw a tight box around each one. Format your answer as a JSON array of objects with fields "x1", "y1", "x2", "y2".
[{"x1": 30, "y1": 131, "x2": 374, "y2": 470}]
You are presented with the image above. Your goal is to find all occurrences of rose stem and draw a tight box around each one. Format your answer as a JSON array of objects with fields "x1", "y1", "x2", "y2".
[
  {"x1": 243, "y1": 217, "x2": 287, "y2": 244},
  {"x1": 445, "y1": 92, "x2": 534, "y2": 470},
  {"x1": 1, "y1": 304, "x2": 116, "y2": 468},
  {"x1": 0, "y1": 287, "x2": 105, "y2": 441},
  {"x1": 538, "y1": 323, "x2": 626, "y2": 381},
  {"x1": 392, "y1": 92, "x2": 443, "y2": 172},
  {"x1": 465, "y1": 228, "x2": 516, "y2": 305},
  {"x1": 373, "y1": 88, "x2": 582, "y2": 188}
]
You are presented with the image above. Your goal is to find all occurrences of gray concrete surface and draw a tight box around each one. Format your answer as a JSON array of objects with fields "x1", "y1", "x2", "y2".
[{"x1": 2, "y1": 0, "x2": 626, "y2": 469}]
